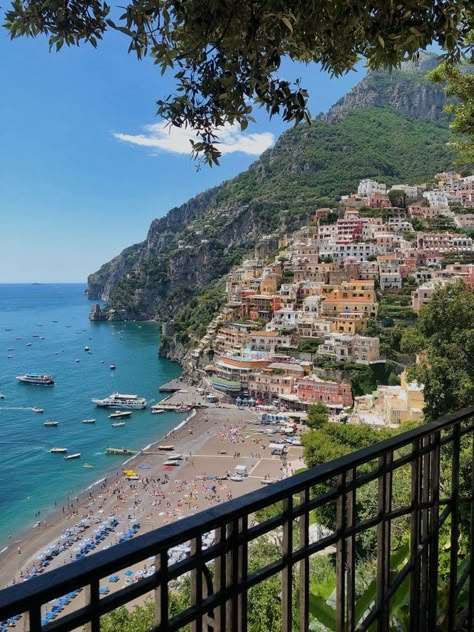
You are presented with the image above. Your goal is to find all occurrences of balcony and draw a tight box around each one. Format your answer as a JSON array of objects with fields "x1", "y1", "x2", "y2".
[{"x1": 0, "y1": 407, "x2": 473, "y2": 631}]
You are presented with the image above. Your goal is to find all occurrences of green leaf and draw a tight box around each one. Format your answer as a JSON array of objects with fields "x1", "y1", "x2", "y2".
[{"x1": 308, "y1": 593, "x2": 336, "y2": 631}]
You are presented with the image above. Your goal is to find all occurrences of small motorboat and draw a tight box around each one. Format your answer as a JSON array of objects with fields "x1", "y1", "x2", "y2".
[
  {"x1": 109, "y1": 364, "x2": 116, "y2": 370},
  {"x1": 44, "y1": 421, "x2": 59, "y2": 427},
  {"x1": 50, "y1": 448, "x2": 68, "y2": 453},
  {"x1": 83, "y1": 464, "x2": 94, "y2": 468},
  {"x1": 158, "y1": 445, "x2": 175, "y2": 451},
  {"x1": 84, "y1": 346, "x2": 90, "y2": 352},
  {"x1": 111, "y1": 422, "x2": 126, "y2": 427},
  {"x1": 0, "y1": 393, "x2": 4, "y2": 399},
  {"x1": 109, "y1": 411, "x2": 132, "y2": 419},
  {"x1": 64, "y1": 453, "x2": 80, "y2": 460},
  {"x1": 32, "y1": 407, "x2": 44, "y2": 413},
  {"x1": 163, "y1": 460, "x2": 180, "y2": 466},
  {"x1": 151, "y1": 408, "x2": 164, "y2": 414},
  {"x1": 26, "y1": 342, "x2": 32, "y2": 347},
  {"x1": 229, "y1": 475, "x2": 245, "y2": 482},
  {"x1": 81, "y1": 418, "x2": 96, "y2": 424}
]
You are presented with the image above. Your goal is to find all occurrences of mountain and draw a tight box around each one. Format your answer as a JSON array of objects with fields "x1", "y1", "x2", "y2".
[{"x1": 88, "y1": 54, "x2": 453, "y2": 327}]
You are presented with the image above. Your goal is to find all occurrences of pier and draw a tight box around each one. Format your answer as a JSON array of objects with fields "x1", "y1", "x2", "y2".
[{"x1": 158, "y1": 378, "x2": 185, "y2": 392}]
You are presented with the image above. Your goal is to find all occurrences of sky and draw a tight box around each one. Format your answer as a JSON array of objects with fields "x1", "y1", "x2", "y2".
[{"x1": 0, "y1": 27, "x2": 366, "y2": 282}]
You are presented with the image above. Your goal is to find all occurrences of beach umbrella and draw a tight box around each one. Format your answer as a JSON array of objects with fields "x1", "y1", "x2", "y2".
[{"x1": 125, "y1": 570, "x2": 133, "y2": 577}]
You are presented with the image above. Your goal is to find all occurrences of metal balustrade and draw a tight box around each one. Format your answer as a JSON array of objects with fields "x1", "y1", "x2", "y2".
[{"x1": 0, "y1": 406, "x2": 473, "y2": 631}]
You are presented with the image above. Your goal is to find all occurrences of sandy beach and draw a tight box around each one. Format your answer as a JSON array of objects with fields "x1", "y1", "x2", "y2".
[{"x1": 0, "y1": 393, "x2": 305, "y2": 627}]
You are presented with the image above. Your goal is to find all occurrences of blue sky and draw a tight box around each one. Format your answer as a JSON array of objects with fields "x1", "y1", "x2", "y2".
[{"x1": 0, "y1": 28, "x2": 365, "y2": 282}]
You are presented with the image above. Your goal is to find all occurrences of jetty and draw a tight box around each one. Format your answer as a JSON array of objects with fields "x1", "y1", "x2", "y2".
[{"x1": 159, "y1": 378, "x2": 185, "y2": 393}]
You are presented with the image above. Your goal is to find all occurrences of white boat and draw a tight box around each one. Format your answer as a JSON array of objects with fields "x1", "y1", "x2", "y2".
[
  {"x1": 84, "y1": 346, "x2": 90, "y2": 351},
  {"x1": 17, "y1": 374, "x2": 54, "y2": 385},
  {"x1": 81, "y1": 418, "x2": 96, "y2": 424},
  {"x1": 109, "y1": 364, "x2": 116, "y2": 370},
  {"x1": 64, "y1": 453, "x2": 80, "y2": 460},
  {"x1": 163, "y1": 460, "x2": 180, "y2": 466},
  {"x1": 151, "y1": 409, "x2": 164, "y2": 414},
  {"x1": 0, "y1": 393, "x2": 4, "y2": 399},
  {"x1": 33, "y1": 407, "x2": 44, "y2": 413},
  {"x1": 44, "y1": 420, "x2": 58, "y2": 427},
  {"x1": 109, "y1": 410, "x2": 132, "y2": 419},
  {"x1": 111, "y1": 422, "x2": 126, "y2": 427},
  {"x1": 50, "y1": 448, "x2": 68, "y2": 453},
  {"x1": 158, "y1": 445, "x2": 175, "y2": 451},
  {"x1": 229, "y1": 475, "x2": 245, "y2": 482},
  {"x1": 92, "y1": 393, "x2": 147, "y2": 409}
]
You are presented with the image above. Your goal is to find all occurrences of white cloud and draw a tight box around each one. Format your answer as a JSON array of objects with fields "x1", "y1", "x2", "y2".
[{"x1": 113, "y1": 121, "x2": 274, "y2": 157}]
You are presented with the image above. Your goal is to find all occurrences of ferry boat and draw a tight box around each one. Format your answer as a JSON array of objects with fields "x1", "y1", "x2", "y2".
[
  {"x1": 81, "y1": 418, "x2": 96, "y2": 424},
  {"x1": 50, "y1": 448, "x2": 68, "y2": 453},
  {"x1": 17, "y1": 373, "x2": 54, "y2": 386},
  {"x1": 44, "y1": 420, "x2": 58, "y2": 427},
  {"x1": 109, "y1": 410, "x2": 132, "y2": 419},
  {"x1": 111, "y1": 422, "x2": 126, "y2": 427},
  {"x1": 64, "y1": 453, "x2": 80, "y2": 460},
  {"x1": 92, "y1": 393, "x2": 147, "y2": 410}
]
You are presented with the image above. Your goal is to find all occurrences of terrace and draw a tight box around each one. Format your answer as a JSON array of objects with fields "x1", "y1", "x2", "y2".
[{"x1": 0, "y1": 407, "x2": 473, "y2": 631}]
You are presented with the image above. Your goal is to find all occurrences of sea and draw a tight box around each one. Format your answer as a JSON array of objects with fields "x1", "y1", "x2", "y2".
[{"x1": 0, "y1": 284, "x2": 184, "y2": 549}]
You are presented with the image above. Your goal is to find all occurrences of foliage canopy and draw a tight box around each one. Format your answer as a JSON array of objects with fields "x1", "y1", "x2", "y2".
[{"x1": 4, "y1": 0, "x2": 473, "y2": 163}]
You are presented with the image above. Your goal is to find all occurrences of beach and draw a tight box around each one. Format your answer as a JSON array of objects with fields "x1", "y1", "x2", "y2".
[{"x1": 0, "y1": 395, "x2": 305, "y2": 626}]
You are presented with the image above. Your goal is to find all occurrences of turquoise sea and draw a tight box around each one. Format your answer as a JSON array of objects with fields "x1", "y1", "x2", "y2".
[{"x1": 0, "y1": 284, "x2": 183, "y2": 548}]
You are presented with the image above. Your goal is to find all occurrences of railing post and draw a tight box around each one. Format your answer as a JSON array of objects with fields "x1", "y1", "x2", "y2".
[
  {"x1": 299, "y1": 488, "x2": 310, "y2": 632},
  {"x1": 84, "y1": 577, "x2": 100, "y2": 632},
  {"x1": 428, "y1": 431, "x2": 440, "y2": 630},
  {"x1": 346, "y1": 468, "x2": 356, "y2": 632},
  {"x1": 409, "y1": 439, "x2": 421, "y2": 631},
  {"x1": 376, "y1": 452, "x2": 392, "y2": 632},
  {"x1": 154, "y1": 551, "x2": 169, "y2": 628},
  {"x1": 25, "y1": 604, "x2": 42, "y2": 632},
  {"x1": 282, "y1": 496, "x2": 293, "y2": 632},
  {"x1": 448, "y1": 422, "x2": 461, "y2": 631},
  {"x1": 191, "y1": 536, "x2": 203, "y2": 632},
  {"x1": 336, "y1": 473, "x2": 347, "y2": 632},
  {"x1": 213, "y1": 525, "x2": 227, "y2": 632},
  {"x1": 468, "y1": 426, "x2": 474, "y2": 630}
]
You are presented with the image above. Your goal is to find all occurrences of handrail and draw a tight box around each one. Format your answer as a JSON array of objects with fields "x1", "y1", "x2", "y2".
[{"x1": 0, "y1": 405, "x2": 473, "y2": 630}]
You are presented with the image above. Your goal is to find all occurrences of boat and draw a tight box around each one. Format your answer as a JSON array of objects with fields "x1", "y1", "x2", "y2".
[
  {"x1": 92, "y1": 393, "x2": 147, "y2": 410},
  {"x1": 163, "y1": 460, "x2": 180, "y2": 466},
  {"x1": 17, "y1": 374, "x2": 54, "y2": 386},
  {"x1": 81, "y1": 418, "x2": 96, "y2": 424},
  {"x1": 50, "y1": 448, "x2": 68, "y2": 453},
  {"x1": 158, "y1": 445, "x2": 175, "y2": 451},
  {"x1": 33, "y1": 407, "x2": 44, "y2": 413},
  {"x1": 64, "y1": 453, "x2": 80, "y2": 460},
  {"x1": 44, "y1": 421, "x2": 58, "y2": 427},
  {"x1": 109, "y1": 364, "x2": 116, "y2": 370},
  {"x1": 229, "y1": 475, "x2": 245, "y2": 482},
  {"x1": 26, "y1": 343, "x2": 32, "y2": 347},
  {"x1": 111, "y1": 422, "x2": 126, "y2": 427},
  {"x1": 83, "y1": 464, "x2": 94, "y2": 468},
  {"x1": 0, "y1": 393, "x2": 4, "y2": 399},
  {"x1": 151, "y1": 409, "x2": 164, "y2": 414},
  {"x1": 84, "y1": 346, "x2": 90, "y2": 352},
  {"x1": 109, "y1": 410, "x2": 132, "y2": 419}
]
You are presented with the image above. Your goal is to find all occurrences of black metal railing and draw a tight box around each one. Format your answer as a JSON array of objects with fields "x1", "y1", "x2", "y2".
[{"x1": 1, "y1": 406, "x2": 473, "y2": 631}]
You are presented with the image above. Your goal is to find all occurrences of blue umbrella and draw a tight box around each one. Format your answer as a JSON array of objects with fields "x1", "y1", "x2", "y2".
[{"x1": 125, "y1": 569, "x2": 133, "y2": 577}]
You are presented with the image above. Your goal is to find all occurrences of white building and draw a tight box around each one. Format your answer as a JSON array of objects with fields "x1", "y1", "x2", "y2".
[
  {"x1": 357, "y1": 179, "x2": 387, "y2": 197},
  {"x1": 319, "y1": 242, "x2": 376, "y2": 263},
  {"x1": 423, "y1": 190, "x2": 449, "y2": 208}
]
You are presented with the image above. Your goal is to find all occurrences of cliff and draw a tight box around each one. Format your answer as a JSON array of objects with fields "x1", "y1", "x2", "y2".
[{"x1": 88, "y1": 54, "x2": 452, "y2": 329}]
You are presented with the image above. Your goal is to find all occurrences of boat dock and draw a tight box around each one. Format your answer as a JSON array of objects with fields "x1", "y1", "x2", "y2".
[{"x1": 158, "y1": 378, "x2": 185, "y2": 393}]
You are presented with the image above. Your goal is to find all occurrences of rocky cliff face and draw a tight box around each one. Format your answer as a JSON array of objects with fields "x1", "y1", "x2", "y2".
[
  {"x1": 320, "y1": 52, "x2": 445, "y2": 122},
  {"x1": 88, "y1": 54, "x2": 452, "y2": 325}
]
